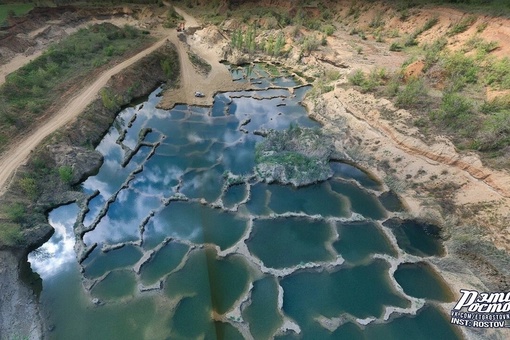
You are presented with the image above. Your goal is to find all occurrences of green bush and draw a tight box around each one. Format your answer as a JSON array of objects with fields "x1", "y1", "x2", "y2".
[
  {"x1": 161, "y1": 48, "x2": 179, "y2": 82},
  {"x1": 163, "y1": 7, "x2": 184, "y2": 28},
  {"x1": 302, "y1": 35, "x2": 320, "y2": 53},
  {"x1": 423, "y1": 38, "x2": 447, "y2": 69},
  {"x1": 485, "y1": 57, "x2": 510, "y2": 89},
  {"x1": 390, "y1": 42, "x2": 403, "y2": 52},
  {"x1": 348, "y1": 68, "x2": 387, "y2": 93},
  {"x1": 430, "y1": 92, "x2": 475, "y2": 132},
  {"x1": 448, "y1": 15, "x2": 477, "y2": 36},
  {"x1": 58, "y1": 166, "x2": 73, "y2": 184},
  {"x1": 6, "y1": 203, "x2": 26, "y2": 223},
  {"x1": 477, "y1": 109, "x2": 510, "y2": 151},
  {"x1": 0, "y1": 223, "x2": 24, "y2": 246},
  {"x1": 442, "y1": 52, "x2": 478, "y2": 91},
  {"x1": 18, "y1": 177, "x2": 38, "y2": 200},
  {"x1": 348, "y1": 69, "x2": 365, "y2": 86},
  {"x1": 321, "y1": 24, "x2": 335, "y2": 36},
  {"x1": 100, "y1": 88, "x2": 121, "y2": 110},
  {"x1": 395, "y1": 77, "x2": 428, "y2": 108},
  {"x1": 369, "y1": 12, "x2": 384, "y2": 28}
]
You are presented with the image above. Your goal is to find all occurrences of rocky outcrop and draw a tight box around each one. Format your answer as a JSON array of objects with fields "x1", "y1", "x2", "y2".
[
  {"x1": 47, "y1": 144, "x2": 103, "y2": 185},
  {"x1": 0, "y1": 250, "x2": 43, "y2": 340},
  {"x1": 255, "y1": 126, "x2": 335, "y2": 186}
]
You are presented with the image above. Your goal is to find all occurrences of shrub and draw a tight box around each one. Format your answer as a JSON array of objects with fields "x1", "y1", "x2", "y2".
[
  {"x1": 385, "y1": 75, "x2": 401, "y2": 97},
  {"x1": 302, "y1": 35, "x2": 320, "y2": 53},
  {"x1": 160, "y1": 52, "x2": 179, "y2": 80},
  {"x1": 395, "y1": 77, "x2": 428, "y2": 108},
  {"x1": 441, "y1": 52, "x2": 478, "y2": 91},
  {"x1": 322, "y1": 24, "x2": 335, "y2": 36},
  {"x1": 485, "y1": 57, "x2": 510, "y2": 89},
  {"x1": 477, "y1": 110, "x2": 510, "y2": 151},
  {"x1": 390, "y1": 42, "x2": 403, "y2": 52},
  {"x1": 369, "y1": 12, "x2": 384, "y2": 28},
  {"x1": 18, "y1": 177, "x2": 38, "y2": 200},
  {"x1": 0, "y1": 223, "x2": 24, "y2": 246},
  {"x1": 348, "y1": 69, "x2": 365, "y2": 86},
  {"x1": 187, "y1": 51, "x2": 211, "y2": 75},
  {"x1": 58, "y1": 166, "x2": 73, "y2": 184},
  {"x1": 448, "y1": 15, "x2": 477, "y2": 36},
  {"x1": 6, "y1": 203, "x2": 26, "y2": 223},
  {"x1": 348, "y1": 68, "x2": 387, "y2": 93},
  {"x1": 430, "y1": 92, "x2": 475, "y2": 133},
  {"x1": 100, "y1": 88, "x2": 120, "y2": 110},
  {"x1": 422, "y1": 17, "x2": 439, "y2": 32},
  {"x1": 423, "y1": 38, "x2": 447, "y2": 69}
]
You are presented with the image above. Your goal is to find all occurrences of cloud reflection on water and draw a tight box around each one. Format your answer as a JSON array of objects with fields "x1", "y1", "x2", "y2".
[{"x1": 28, "y1": 204, "x2": 79, "y2": 279}]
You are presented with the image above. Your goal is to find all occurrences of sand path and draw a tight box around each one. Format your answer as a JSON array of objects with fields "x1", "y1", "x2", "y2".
[
  {"x1": 0, "y1": 36, "x2": 170, "y2": 196},
  {"x1": 0, "y1": 7, "x2": 232, "y2": 197}
]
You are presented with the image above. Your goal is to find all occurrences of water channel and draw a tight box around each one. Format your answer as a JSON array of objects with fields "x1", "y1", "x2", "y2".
[{"x1": 29, "y1": 64, "x2": 462, "y2": 339}]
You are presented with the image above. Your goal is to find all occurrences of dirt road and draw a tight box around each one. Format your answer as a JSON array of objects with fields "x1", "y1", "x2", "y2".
[
  {"x1": 0, "y1": 37, "x2": 168, "y2": 196},
  {"x1": 0, "y1": 6, "x2": 241, "y2": 197}
]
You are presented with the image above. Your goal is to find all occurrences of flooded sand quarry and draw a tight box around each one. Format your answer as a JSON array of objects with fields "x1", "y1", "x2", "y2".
[{"x1": 29, "y1": 64, "x2": 462, "y2": 339}]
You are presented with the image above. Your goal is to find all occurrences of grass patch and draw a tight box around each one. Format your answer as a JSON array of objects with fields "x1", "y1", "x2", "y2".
[
  {"x1": 430, "y1": 92, "x2": 477, "y2": 134},
  {"x1": 0, "y1": 23, "x2": 151, "y2": 154},
  {"x1": 395, "y1": 77, "x2": 429, "y2": 109},
  {"x1": 255, "y1": 125, "x2": 334, "y2": 185},
  {"x1": 448, "y1": 15, "x2": 477, "y2": 36},
  {"x1": 0, "y1": 223, "x2": 24, "y2": 246},
  {"x1": 164, "y1": 5, "x2": 184, "y2": 28},
  {"x1": 348, "y1": 68, "x2": 388, "y2": 93},
  {"x1": 0, "y1": 3, "x2": 34, "y2": 25},
  {"x1": 187, "y1": 51, "x2": 211, "y2": 75}
]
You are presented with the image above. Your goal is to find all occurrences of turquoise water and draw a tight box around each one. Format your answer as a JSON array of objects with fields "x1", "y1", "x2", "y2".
[
  {"x1": 333, "y1": 221, "x2": 397, "y2": 264},
  {"x1": 394, "y1": 262, "x2": 455, "y2": 302},
  {"x1": 383, "y1": 218, "x2": 445, "y2": 257},
  {"x1": 28, "y1": 68, "x2": 462, "y2": 339},
  {"x1": 243, "y1": 277, "x2": 283, "y2": 339},
  {"x1": 248, "y1": 217, "x2": 335, "y2": 268}
]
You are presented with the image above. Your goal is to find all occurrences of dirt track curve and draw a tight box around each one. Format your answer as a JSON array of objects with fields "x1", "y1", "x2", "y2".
[{"x1": 0, "y1": 37, "x2": 168, "y2": 196}]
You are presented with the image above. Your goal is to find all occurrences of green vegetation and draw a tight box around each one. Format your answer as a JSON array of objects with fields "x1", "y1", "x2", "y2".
[
  {"x1": 263, "y1": 32, "x2": 286, "y2": 56},
  {"x1": 0, "y1": 23, "x2": 151, "y2": 153},
  {"x1": 430, "y1": 92, "x2": 476, "y2": 134},
  {"x1": 18, "y1": 177, "x2": 39, "y2": 200},
  {"x1": 100, "y1": 88, "x2": 122, "y2": 110},
  {"x1": 389, "y1": 42, "x2": 403, "y2": 52},
  {"x1": 448, "y1": 15, "x2": 477, "y2": 36},
  {"x1": 161, "y1": 55, "x2": 179, "y2": 80},
  {"x1": 321, "y1": 24, "x2": 336, "y2": 36},
  {"x1": 5, "y1": 203, "x2": 26, "y2": 224},
  {"x1": 58, "y1": 166, "x2": 74, "y2": 184},
  {"x1": 187, "y1": 51, "x2": 212, "y2": 75},
  {"x1": 0, "y1": 223, "x2": 24, "y2": 246},
  {"x1": 404, "y1": 16, "x2": 439, "y2": 47},
  {"x1": 369, "y1": 30, "x2": 510, "y2": 167},
  {"x1": 301, "y1": 34, "x2": 322, "y2": 53},
  {"x1": 164, "y1": 5, "x2": 184, "y2": 28},
  {"x1": 231, "y1": 26, "x2": 288, "y2": 57},
  {"x1": 394, "y1": 0, "x2": 510, "y2": 17},
  {"x1": 395, "y1": 77, "x2": 429, "y2": 109},
  {"x1": 255, "y1": 125, "x2": 334, "y2": 186},
  {"x1": 348, "y1": 68, "x2": 389, "y2": 93},
  {"x1": 0, "y1": 3, "x2": 34, "y2": 26},
  {"x1": 231, "y1": 26, "x2": 257, "y2": 54}
]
